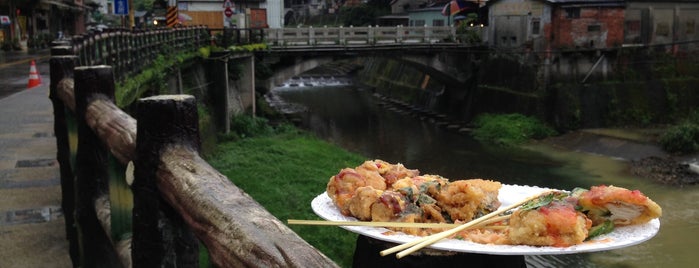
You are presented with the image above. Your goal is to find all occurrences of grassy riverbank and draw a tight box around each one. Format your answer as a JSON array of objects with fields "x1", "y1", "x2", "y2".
[{"x1": 206, "y1": 125, "x2": 365, "y2": 267}]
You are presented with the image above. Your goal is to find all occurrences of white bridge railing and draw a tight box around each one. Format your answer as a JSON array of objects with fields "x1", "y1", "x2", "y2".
[{"x1": 265, "y1": 26, "x2": 459, "y2": 46}]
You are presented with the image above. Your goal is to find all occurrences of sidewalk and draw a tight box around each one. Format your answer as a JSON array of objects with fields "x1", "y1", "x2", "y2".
[{"x1": 0, "y1": 76, "x2": 72, "y2": 266}]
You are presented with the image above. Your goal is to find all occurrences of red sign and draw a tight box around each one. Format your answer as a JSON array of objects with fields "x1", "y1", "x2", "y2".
[
  {"x1": 0, "y1": 16, "x2": 10, "y2": 25},
  {"x1": 224, "y1": 7, "x2": 233, "y2": 17}
]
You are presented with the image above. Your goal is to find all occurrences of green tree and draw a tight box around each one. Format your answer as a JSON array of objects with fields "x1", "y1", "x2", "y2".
[
  {"x1": 133, "y1": 0, "x2": 156, "y2": 10},
  {"x1": 339, "y1": 3, "x2": 390, "y2": 26}
]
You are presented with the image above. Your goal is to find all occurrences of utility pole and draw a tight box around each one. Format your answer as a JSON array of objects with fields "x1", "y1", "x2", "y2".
[{"x1": 129, "y1": 0, "x2": 135, "y2": 28}]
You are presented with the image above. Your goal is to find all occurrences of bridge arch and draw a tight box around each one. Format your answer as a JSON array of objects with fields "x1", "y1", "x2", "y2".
[{"x1": 258, "y1": 48, "x2": 481, "y2": 92}]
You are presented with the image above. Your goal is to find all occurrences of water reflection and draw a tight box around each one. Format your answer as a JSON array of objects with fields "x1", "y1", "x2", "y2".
[{"x1": 270, "y1": 85, "x2": 698, "y2": 268}]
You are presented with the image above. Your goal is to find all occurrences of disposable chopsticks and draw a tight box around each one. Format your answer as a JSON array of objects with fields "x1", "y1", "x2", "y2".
[
  {"x1": 381, "y1": 191, "x2": 551, "y2": 258},
  {"x1": 288, "y1": 216, "x2": 510, "y2": 229}
]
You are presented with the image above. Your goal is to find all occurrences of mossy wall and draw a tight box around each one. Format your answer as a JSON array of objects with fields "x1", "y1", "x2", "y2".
[
  {"x1": 358, "y1": 57, "x2": 445, "y2": 107},
  {"x1": 552, "y1": 78, "x2": 699, "y2": 129},
  {"x1": 357, "y1": 55, "x2": 699, "y2": 131}
]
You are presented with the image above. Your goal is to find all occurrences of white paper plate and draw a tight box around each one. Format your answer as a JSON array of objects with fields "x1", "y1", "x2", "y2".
[{"x1": 312, "y1": 184, "x2": 660, "y2": 255}]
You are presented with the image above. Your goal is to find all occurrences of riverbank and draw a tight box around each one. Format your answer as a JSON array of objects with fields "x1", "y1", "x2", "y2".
[{"x1": 540, "y1": 128, "x2": 699, "y2": 186}]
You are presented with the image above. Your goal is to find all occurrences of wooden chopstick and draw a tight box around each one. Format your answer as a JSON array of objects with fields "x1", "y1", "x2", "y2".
[
  {"x1": 382, "y1": 191, "x2": 551, "y2": 258},
  {"x1": 288, "y1": 219, "x2": 462, "y2": 228},
  {"x1": 288, "y1": 216, "x2": 510, "y2": 229}
]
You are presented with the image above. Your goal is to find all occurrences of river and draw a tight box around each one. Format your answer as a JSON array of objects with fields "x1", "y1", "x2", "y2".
[{"x1": 269, "y1": 83, "x2": 698, "y2": 268}]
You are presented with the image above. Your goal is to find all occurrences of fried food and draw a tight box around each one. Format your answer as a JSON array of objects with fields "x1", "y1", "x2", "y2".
[
  {"x1": 391, "y1": 175, "x2": 448, "y2": 201},
  {"x1": 508, "y1": 199, "x2": 592, "y2": 247},
  {"x1": 347, "y1": 186, "x2": 383, "y2": 221},
  {"x1": 575, "y1": 185, "x2": 663, "y2": 226},
  {"x1": 323, "y1": 160, "x2": 662, "y2": 249},
  {"x1": 371, "y1": 190, "x2": 409, "y2": 222},
  {"x1": 326, "y1": 167, "x2": 386, "y2": 215},
  {"x1": 436, "y1": 179, "x2": 502, "y2": 222}
]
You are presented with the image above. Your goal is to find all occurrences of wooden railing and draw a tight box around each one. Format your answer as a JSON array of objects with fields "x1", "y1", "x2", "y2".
[
  {"x1": 49, "y1": 27, "x2": 338, "y2": 267},
  {"x1": 265, "y1": 25, "x2": 459, "y2": 47}
]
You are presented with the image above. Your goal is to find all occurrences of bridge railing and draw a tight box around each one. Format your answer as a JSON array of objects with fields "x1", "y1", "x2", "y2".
[
  {"x1": 49, "y1": 27, "x2": 338, "y2": 267},
  {"x1": 67, "y1": 26, "x2": 210, "y2": 81},
  {"x1": 266, "y1": 25, "x2": 458, "y2": 46}
]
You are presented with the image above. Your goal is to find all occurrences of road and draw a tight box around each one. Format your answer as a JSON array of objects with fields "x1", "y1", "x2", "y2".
[{"x1": 0, "y1": 50, "x2": 51, "y2": 99}]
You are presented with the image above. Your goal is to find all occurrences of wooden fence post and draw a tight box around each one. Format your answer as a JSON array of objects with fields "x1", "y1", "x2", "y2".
[
  {"x1": 49, "y1": 47, "x2": 80, "y2": 266},
  {"x1": 74, "y1": 66, "x2": 122, "y2": 267},
  {"x1": 133, "y1": 95, "x2": 200, "y2": 267}
]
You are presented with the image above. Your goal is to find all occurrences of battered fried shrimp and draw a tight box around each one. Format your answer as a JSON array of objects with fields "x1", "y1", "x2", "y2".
[
  {"x1": 508, "y1": 201, "x2": 592, "y2": 247},
  {"x1": 326, "y1": 168, "x2": 387, "y2": 215},
  {"x1": 575, "y1": 185, "x2": 662, "y2": 226},
  {"x1": 348, "y1": 187, "x2": 383, "y2": 221},
  {"x1": 436, "y1": 179, "x2": 502, "y2": 221}
]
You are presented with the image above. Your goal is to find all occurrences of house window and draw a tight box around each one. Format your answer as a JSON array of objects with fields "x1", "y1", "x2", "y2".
[
  {"x1": 433, "y1": 20, "x2": 445, "y2": 26},
  {"x1": 588, "y1": 24, "x2": 601, "y2": 32},
  {"x1": 531, "y1": 19, "x2": 540, "y2": 35},
  {"x1": 656, "y1": 22, "x2": 670, "y2": 37},
  {"x1": 414, "y1": 20, "x2": 426, "y2": 27},
  {"x1": 565, "y1": 8, "x2": 580, "y2": 19}
]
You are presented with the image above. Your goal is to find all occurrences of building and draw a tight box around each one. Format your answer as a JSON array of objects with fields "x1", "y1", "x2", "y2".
[
  {"x1": 408, "y1": 7, "x2": 446, "y2": 27},
  {"x1": 485, "y1": 0, "x2": 625, "y2": 50},
  {"x1": 625, "y1": 0, "x2": 699, "y2": 51},
  {"x1": 177, "y1": 0, "x2": 274, "y2": 29},
  {"x1": 1, "y1": 0, "x2": 96, "y2": 50}
]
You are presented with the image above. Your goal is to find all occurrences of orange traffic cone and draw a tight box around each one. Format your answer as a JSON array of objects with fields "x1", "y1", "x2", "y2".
[{"x1": 27, "y1": 60, "x2": 42, "y2": 89}]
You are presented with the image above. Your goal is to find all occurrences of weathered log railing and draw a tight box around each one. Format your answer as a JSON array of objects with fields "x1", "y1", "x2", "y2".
[
  {"x1": 265, "y1": 25, "x2": 459, "y2": 46},
  {"x1": 50, "y1": 28, "x2": 338, "y2": 267}
]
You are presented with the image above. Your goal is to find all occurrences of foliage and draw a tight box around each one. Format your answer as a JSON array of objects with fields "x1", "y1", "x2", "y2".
[
  {"x1": 456, "y1": 13, "x2": 482, "y2": 44},
  {"x1": 255, "y1": 61, "x2": 274, "y2": 80},
  {"x1": 133, "y1": 0, "x2": 157, "y2": 10},
  {"x1": 198, "y1": 46, "x2": 211, "y2": 58},
  {"x1": 227, "y1": 43, "x2": 267, "y2": 52},
  {"x1": 472, "y1": 113, "x2": 557, "y2": 146},
  {"x1": 659, "y1": 121, "x2": 699, "y2": 154},
  {"x1": 115, "y1": 51, "x2": 201, "y2": 108},
  {"x1": 220, "y1": 115, "x2": 277, "y2": 141},
  {"x1": 197, "y1": 104, "x2": 218, "y2": 157},
  {"x1": 207, "y1": 127, "x2": 365, "y2": 267},
  {"x1": 338, "y1": 4, "x2": 390, "y2": 26},
  {"x1": 658, "y1": 109, "x2": 699, "y2": 154}
]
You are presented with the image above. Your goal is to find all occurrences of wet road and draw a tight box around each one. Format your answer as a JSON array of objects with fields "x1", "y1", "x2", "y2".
[{"x1": 0, "y1": 50, "x2": 50, "y2": 99}]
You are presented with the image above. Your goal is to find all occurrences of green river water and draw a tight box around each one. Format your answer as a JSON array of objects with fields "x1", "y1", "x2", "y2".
[{"x1": 271, "y1": 84, "x2": 698, "y2": 268}]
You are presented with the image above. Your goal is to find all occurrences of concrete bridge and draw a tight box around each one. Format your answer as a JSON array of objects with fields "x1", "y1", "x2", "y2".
[{"x1": 258, "y1": 26, "x2": 485, "y2": 90}]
